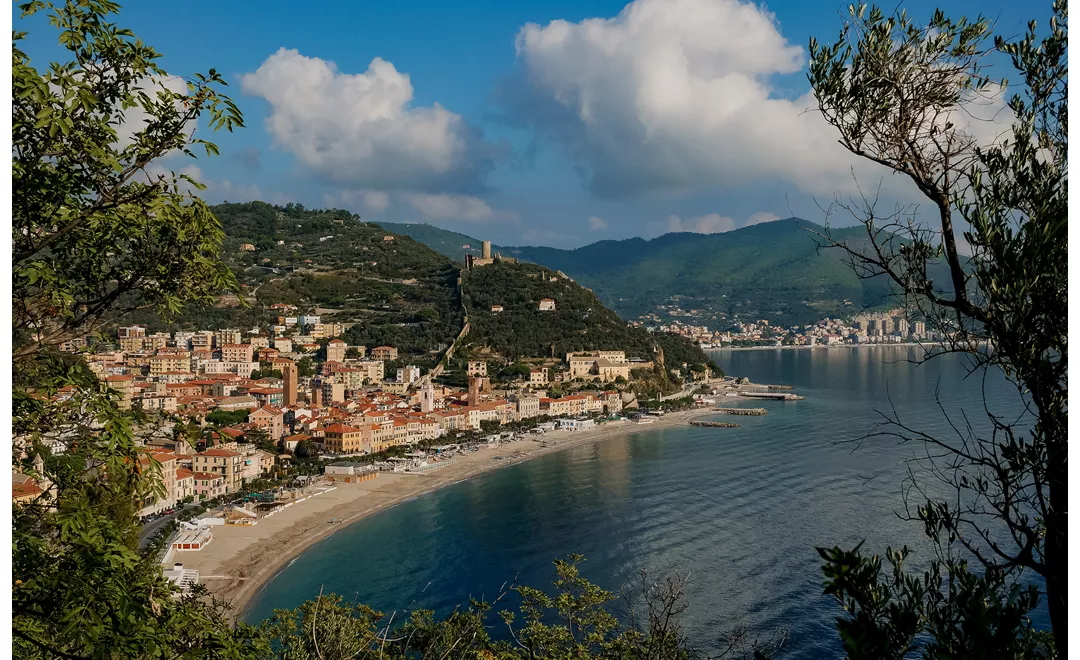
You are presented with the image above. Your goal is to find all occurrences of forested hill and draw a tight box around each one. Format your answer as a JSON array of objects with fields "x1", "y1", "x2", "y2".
[
  {"x1": 508, "y1": 219, "x2": 893, "y2": 324},
  {"x1": 460, "y1": 260, "x2": 715, "y2": 374},
  {"x1": 378, "y1": 221, "x2": 509, "y2": 264},
  {"x1": 123, "y1": 202, "x2": 464, "y2": 362},
  {"x1": 382, "y1": 219, "x2": 897, "y2": 326},
  {"x1": 124, "y1": 202, "x2": 713, "y2": 373}
]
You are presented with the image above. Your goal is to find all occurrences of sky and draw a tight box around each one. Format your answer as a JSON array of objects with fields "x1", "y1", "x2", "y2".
[{"x1": 14, "y1": 0, "x2": 1039, "y2": 248}]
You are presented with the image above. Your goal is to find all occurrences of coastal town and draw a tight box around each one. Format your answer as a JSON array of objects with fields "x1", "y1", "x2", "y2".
[
  {"x1": 636, "y1": 307, "x2": 941, "y2": 348},
  {"x1": 14, "y1": 309, "x2": 745, "y2": 599}
]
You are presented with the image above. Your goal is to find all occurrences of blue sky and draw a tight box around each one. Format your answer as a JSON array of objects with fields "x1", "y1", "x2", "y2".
[{"x1": 15, "y1": 0, "x2": 1038, "y2": 247}]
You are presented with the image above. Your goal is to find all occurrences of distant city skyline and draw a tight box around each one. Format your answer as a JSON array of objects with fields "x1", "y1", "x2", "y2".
[{"x1": 15, "y1": 0, "x2": 1037, "y2": 247}]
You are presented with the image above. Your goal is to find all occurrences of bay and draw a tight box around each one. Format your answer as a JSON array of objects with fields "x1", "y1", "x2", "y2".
[{"x1": 244, "y1": 346, "x2": 1042, "y2": 657}]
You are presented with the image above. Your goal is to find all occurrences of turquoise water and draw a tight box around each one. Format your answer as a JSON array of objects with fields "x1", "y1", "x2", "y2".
[{"x1": 244, "y1": 346, "x2": 1042, "y2": 657}]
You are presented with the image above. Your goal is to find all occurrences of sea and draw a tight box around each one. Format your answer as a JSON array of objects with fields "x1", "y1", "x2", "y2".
[{"x1": 243, "y1": 346, "x2": 1047, "y2": 657}]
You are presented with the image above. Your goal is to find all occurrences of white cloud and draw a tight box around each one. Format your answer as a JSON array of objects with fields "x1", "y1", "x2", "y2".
[
  {"x1": 745, "y1": 211, "x2": 781, "y2": 226},
  {"x1": 141, "y1": 162, "x2": 264, "y2": 203},
  {"x1": 587, "y1": 216, "x2": 608, "y2": 230},
  {"x1": 114, "y1": 75, "x2": 191, "y2": 150},
  {"x1": 241, "y1": 48, "x2": 496, "y2": 193},
  {"x1": 665, "y1": 213, "x2": 736, "y2": 234},
  {"x1": 214, "y1": 179, "x2": 264, "y2": 203},
  {"x1": 405, "y1": 193, "x2": 516, "y2": 222},
  {"x1": 326, "y1": 189, "x2": 391, "y2": 214},
  {"x1": 506, "y1": 0, "x2": 899, "y2": 198},
  {"x1": 652, "y1": 210, "x2": 780, "y2": 235}
]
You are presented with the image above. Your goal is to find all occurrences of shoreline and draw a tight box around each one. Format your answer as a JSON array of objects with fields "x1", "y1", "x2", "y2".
[
  {"x1": 708, "y1": 342, "x2": 943, "y2": 352},
  {"x1": 182, "y1": 407, "x2": 712, "y2": 620}
]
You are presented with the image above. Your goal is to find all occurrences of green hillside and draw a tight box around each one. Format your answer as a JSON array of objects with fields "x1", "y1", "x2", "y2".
[
  {"x1": 121, "y1": 203, "x2": 464, "y2": 363},
  {"x1": 461, "y1": 261, "x2": 654, "y2": 360},
  {"x1": 383, "y1": 219, "x2": 898, "y2": 327},
  {"x1": 377, "y1": 221, "x2": 508, "y2": 264},
  {"x1": 459, "y1": 260, "x2": 716, "y2": 386},
  {"x1": 121, "y1": 202, "x2": 715, "y2": 374}
]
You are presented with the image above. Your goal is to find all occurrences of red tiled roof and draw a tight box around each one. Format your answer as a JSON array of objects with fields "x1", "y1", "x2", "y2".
[
  {"x1": 13, "y1": 481, "x2": 43, "y2": 500},
  {"x1": 324, "y1": 424, "x2": 361, "y2": 434}
]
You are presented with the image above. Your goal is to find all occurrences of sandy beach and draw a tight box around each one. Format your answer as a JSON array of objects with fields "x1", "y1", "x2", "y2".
[{"x1": 180, "y1": 408, "x2": 709, "y2": 618}]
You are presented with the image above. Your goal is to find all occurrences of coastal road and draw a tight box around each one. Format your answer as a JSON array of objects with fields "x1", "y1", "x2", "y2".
[
  {"x1": 659, "y1": 381, "x2": 702, "y2": 402},
  {"x1": 137, "y1": 503, "x2": 203, "y2": 549}
]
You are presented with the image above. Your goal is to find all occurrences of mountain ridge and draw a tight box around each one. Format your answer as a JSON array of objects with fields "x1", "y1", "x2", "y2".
[{"x1": 378, "y1": 218, "x2": 893, "y2": 326}]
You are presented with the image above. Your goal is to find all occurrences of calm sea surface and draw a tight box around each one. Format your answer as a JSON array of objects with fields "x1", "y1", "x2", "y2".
[{"x1": 244, "y1": 346, "x2": 1044, "y2": 657}]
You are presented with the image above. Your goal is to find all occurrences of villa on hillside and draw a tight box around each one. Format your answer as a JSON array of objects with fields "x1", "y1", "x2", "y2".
[{"x1": 538, "y1": 298, "x2": 556, "y2": 311}]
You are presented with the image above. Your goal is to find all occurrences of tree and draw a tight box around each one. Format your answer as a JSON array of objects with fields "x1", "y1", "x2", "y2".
[
  {"x1": 13, "y1": 0, "x2": 243, "y2": 358},
  {"x1": 297, "y1": 356, "x2": 315, "y2": 377},
  {"x1": 206, "y1": 409, "x2": 249, "y2": 427},
  {"x1": 12, "y1": 2, "x2": 260, "y2": 657},
  {"x1": 809, "y1": 1, "x2": 1065, "y2": 652},
  {"x1": 245, "y1": 427, "x2": 276, "y2": 454},
  {"x1": 294, "y1": 439, "x2": 319, "y2": 460}
]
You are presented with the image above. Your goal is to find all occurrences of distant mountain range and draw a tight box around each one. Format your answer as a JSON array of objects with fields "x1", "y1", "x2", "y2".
[{"x1": 379, "y1": 219, "x2": 898, "y2": 327}]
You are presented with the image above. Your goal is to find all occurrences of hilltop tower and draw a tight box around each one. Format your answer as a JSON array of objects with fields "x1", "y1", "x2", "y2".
[{"x1": 482, "y1": 240, "x2": 492, "y2": 259}]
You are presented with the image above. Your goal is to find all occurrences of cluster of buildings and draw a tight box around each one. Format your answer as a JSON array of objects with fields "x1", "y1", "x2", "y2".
[
  {"x1": 641, "y1": 309, "x2": 938, "y2": 348},
  {"x1": 29, "y1": 320, "x2": 640, "y2": 515}
]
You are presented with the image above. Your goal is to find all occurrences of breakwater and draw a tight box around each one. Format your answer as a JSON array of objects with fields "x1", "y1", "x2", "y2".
[
  {"x1": 713, "y1": 407, "x2": 768, "y2": 416},
  {"x1": 689, "y1": 421, "x2": 740, "y2": 428}
]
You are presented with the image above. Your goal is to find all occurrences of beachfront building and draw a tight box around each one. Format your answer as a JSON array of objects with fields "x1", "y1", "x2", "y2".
[
  {"x1": 430, "y1": 410, "x2": 467, "y2": 432},
  {"x1": 323, "y1": 424, "x2": 366, "y2": 454},
  {"x1": 557, "y1": 418, "x2": 596, "y2": 431},
  {"x1": 514, "y1": 395, "x2": 541, "y2": 420},
  {"x1": 192, "y1": 472, "x2": 226, "y2": 500},
  {"x1": 137, "y1": 451, "x2": 178, "y2": 517},
  {"x1": 325, "y1": 462, "x2": 378, "y2": 484},
  {"x1": 192, "y1": 449, "x2": 244, "y2": 494}
]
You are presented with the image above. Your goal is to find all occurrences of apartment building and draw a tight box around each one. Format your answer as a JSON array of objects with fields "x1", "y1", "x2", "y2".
[{"x1": 192, "y1": 449, "x2": 244, "y2": 494}]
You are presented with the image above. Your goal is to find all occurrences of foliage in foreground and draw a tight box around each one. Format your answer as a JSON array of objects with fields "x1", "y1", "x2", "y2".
[
  {"x1": 809, "y1": 0, "x2": 1065, "y2": 655},
  {"x1": 260, "y1": 555, "x2": 783, "y2": 660}
]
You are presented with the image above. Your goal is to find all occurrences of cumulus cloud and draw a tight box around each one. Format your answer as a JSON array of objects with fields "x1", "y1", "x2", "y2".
[
  {"x1": 653, "y1": 210, "x2": 781, "y2": 235},
  {"x1": 141, "y1": 162, "x2": 264, "y2": 203},
  {"x1": 405, "y1": 193, "x2": 516, "y2": 222},
  {"x1": 504, "y1": 0, "x2": 902, "y2": 198},
  {"x1": 241, "y1": 48, "x2": 498, "y2": 193},
  {"x1": 745, "y1": 211, "x2": 781, "y2": 226},
  {"x1": 326, "y1": 189, "x2": 391, "y2": 214},
  {"x1": 587, "y1": 216, "x2": 608, "y2": 230},
  {"x1": 214, "y1": 179, "x2": 264, "y2": 203},
  {"x1": 665, "y1": 213, "x2": 736, "y2": 234}
]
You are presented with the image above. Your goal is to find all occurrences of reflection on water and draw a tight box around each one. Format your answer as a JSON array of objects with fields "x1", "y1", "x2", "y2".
[{"x1": 245, "y1": 347, "x2": 1041, "y2": 658}]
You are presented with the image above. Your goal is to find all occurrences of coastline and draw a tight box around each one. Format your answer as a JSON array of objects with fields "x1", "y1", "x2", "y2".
[
  {"x1": 709, "y1": 342, "x2": 942, "y2": 352},
  {"x1": 183, "y1": 408, "x2": 710, "y2": 620}
]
